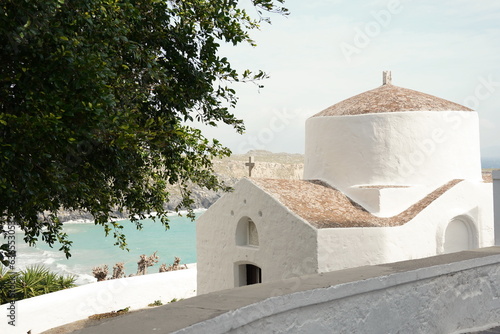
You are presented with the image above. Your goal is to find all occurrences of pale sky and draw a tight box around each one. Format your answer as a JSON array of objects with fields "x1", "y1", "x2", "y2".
[{"x1": 198, "y1": 0, "x2": 500, "y2": 158}]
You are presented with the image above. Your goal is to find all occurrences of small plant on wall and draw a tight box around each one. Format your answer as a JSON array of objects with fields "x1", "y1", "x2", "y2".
[{"x1": 148, "y1": 300, "x2": 163, "y2": 307}]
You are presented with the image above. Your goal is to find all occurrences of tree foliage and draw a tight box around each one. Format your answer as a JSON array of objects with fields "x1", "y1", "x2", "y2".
[{"x1": 0, "y1": 0, "x2": 287, "y2": 263}]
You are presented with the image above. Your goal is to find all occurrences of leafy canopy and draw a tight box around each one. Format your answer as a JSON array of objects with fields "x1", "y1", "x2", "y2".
[{"x1": 0, "y1": 0, "x2": 287, "y2": 264}]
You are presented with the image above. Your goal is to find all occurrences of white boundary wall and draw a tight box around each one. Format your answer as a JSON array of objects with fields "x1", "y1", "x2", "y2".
[
  {"x1": 493, "y1": 170, "x2": 500, "y2": 245},
  {"x1": 173, "y1": 251, "x2": 500, "y2": 334},
  {"x1": 0, "y1": 266, "x2": 197, "y2": 334}
]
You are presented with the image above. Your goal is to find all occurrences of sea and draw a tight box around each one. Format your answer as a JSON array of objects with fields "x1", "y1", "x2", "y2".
[
  {"x1": 9, "y1": 158, "x2": 500, "y2": 286},
  {"x1": 13, "y1": 211, "x2": 201, "y2": 285},
  {"x1": 482, "y1": 157, "x2": 500, "y2": 169}
]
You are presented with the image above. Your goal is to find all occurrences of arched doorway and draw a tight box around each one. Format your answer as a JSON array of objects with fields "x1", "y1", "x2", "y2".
[
  {"x1": 245, "y1": 264, "x2": 262, "y2": 285},
  {"x1": 235, "y1": 263, "x2": 262, "y2": 287},
  {"x1": 443, "y1": 217, "x2": 476, "y2": 254}
]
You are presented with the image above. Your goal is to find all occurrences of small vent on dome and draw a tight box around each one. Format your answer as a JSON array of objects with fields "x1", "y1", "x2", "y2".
[{"x1": 383, "y1": 70, "x2": 392, "y2": 85}]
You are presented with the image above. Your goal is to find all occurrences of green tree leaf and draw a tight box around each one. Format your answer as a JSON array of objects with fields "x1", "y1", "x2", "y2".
[{"x1": 0, "y1": 0, "x2": 287, "y2": 258}]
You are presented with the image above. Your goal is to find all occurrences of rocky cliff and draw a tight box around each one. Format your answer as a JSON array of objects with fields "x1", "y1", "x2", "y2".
[
  {"x1": 165, "y1": 150, "x2": 304, "y2": 210},
  {"x1": 58, "y1": 150, "x2": 304, "y2": 222}
]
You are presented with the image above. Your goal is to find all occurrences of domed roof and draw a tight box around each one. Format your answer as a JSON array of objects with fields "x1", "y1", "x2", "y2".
[{"x1": 313, "y1": 72, "x2": 472, "y2": 117}]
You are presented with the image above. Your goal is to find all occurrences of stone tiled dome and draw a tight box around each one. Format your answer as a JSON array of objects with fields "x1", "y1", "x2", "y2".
[{"x1": 313, "y1": 77, "x2": 472, "y2": 117}]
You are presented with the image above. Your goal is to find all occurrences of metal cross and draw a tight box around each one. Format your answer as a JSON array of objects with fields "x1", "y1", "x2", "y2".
[{"x1": 245, "y1": 156, "x2": 255, "y2": 177}]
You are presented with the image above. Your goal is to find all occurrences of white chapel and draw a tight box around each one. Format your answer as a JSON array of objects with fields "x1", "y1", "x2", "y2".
[{"x1": 196, "y1": 72, "x2": 494, "y2": 295}]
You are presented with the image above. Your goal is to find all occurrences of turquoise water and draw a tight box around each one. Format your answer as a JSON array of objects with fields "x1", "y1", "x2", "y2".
[{"x1": 15, "y1": 213, "x2": 199, "y2": 285}]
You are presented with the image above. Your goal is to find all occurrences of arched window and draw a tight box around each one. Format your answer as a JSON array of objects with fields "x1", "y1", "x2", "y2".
[{"x1": 235, "y1": 217, "x2": 259, "y2": 247}]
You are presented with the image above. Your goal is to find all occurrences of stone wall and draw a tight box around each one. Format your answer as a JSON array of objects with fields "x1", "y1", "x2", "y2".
[
  {"x1": 171, "y1": 248, "x2": 500, "y2": 333},
  {"x1": 172, "y1": 248, "x2": 500, "y2": 334}
]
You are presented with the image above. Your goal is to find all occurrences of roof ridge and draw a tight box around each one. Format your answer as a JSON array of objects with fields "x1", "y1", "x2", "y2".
[{"x1": 250, "y1": 178, "x2": 463, "y2": 228}]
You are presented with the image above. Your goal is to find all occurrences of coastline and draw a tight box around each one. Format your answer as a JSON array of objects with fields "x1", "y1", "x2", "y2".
[
  {"x1": 61, "y1": 208, "x2": 207, "y2": 224},
  {"x1": 14, "y1": 212, "x2": 201, "y2": 285}
]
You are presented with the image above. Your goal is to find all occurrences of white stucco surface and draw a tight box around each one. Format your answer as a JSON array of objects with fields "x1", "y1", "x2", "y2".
[
  {"x1": 304, "y1": 111, "x2": 482, "y2": 215},
  {"x1": 197, "y1": 179, "x2": 318, "y2": 295},
  {"x1": 198, "y1": 177, "x2": 493, "y2": 294},
  {"x1": 197, "y1": 87, "x2": 492, "y2": 297},
  {"x1": 348, "y1": 184, "x2": 430, "y2": 217},
  {"x1": 493, "y1": 170, "x2": 500, "y2": 245},
  {"x1": 316, "y1": 181, "x2": 494, "y2": 273},
  {"x1": 0, "y1": 266, "x2": 197, "y2": 334}
]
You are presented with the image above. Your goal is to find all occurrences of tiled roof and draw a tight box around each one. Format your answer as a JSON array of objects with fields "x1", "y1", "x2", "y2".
[
  {"x1": 482, "y1": 171, "x2": 493, "y2": 183},
  {"x1": 313, "y1": 84, "x2": 472, "y2": 117},
  {"x1": 250, "y1": 178, "x2": 462, "y2": 229}
]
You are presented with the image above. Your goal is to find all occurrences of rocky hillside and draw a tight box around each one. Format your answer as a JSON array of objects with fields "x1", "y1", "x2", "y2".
[
  {"x1": 166, "y1": 150, "x2": 304, "y2": 210},
  {"x1": 58, "y1": 151, "x2": 304, "y2": 222}
]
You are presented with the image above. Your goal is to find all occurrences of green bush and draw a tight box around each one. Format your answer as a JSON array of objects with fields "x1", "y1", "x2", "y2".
[
  {"x1": 0, "y1": 265, "x2": 76, "y2": 304},
  {"x1": 148, "y1": 300, "x2": 163, "y2": 307},
  {"x1": 0, "y1": 266, "x2": 15, "y2": 303}
]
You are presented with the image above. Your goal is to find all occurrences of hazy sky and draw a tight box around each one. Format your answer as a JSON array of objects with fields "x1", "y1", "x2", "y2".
[{"x1": 197, "y1": 0, "x2": 500, "y2": 157}]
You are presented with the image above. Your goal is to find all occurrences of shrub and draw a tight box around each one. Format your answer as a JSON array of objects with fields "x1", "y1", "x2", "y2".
[
  {"x1": 0, "y1": 266, "x2": 15, "y2": 304},
  {"x1": 92, "y1": 252, "x2": 160, "y2": 280},
  {"x1": 92, "y1": 265, "x2": 109, "y2": 282},
  {"x1": 148, "y1": 300, "x2": 163, "y2": 307},
  {"x1": 0, "y1": 265, "x2": 76, "y2": 304},
  {"x1": 159, "y1": 257, "x2": 188, "y2": 273}
]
